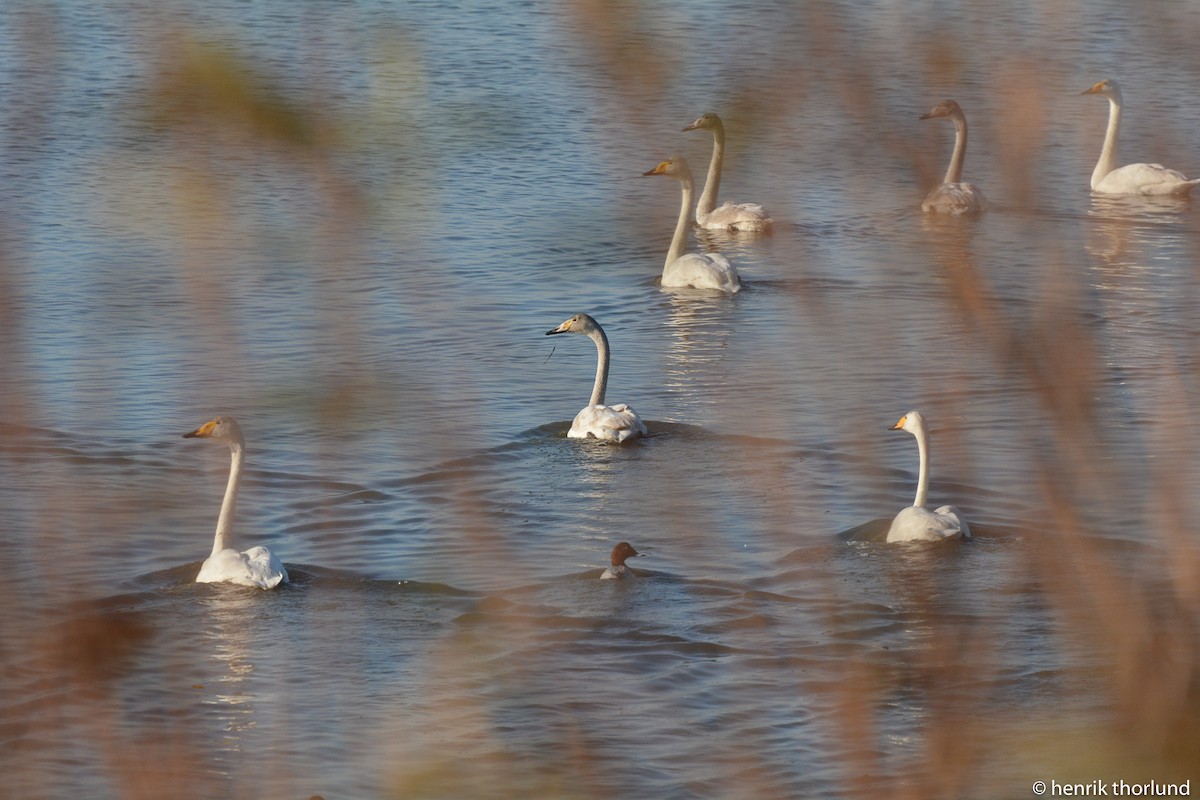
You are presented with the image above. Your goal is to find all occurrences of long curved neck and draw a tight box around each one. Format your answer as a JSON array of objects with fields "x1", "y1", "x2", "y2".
[
  {"x1": 1092, "y1": 95, "x2": 1122, "y2": 189},
  {"x1": 913, "y1": 427, "x2": 930, "y2": 508},
  {"x1": 213, "y1": 440, "x2": 244, "y2": 555},
  {"x1": 667, "y1": 174, "x2": 694, "y2": 269},
  {"x1": 945, "y1": 115, "x2": 967, "y2": 184},
  {"x1": 587, "y1": 327, "x2": 610, "y2": 407},
  {"x1": 697, "y1": 126, "x2": 725, "y2": 218}
]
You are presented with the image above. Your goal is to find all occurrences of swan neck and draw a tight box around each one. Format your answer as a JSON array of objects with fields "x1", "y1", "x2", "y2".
[
  {"x1": 666, "y1": 175, "x2": 694, "y2": 270},
  {"x1": 913, "y1": 426, "x2": 930, "y2": 508},
  {"x1": 588, "y1": 327, "x2": 610, "y2": 407},
  {"x1": 213, "y1": 440, "x2": 243, "y2": 555},
  {"x1": 1092, "y1": 95, "x2": 1122, "y2": 189},
  {"x1": 697, "y1": 127, "x2": 725, "y2": 218},
  {"x1": 945, "y1": 115, "x2": 967, "y2": 185}
]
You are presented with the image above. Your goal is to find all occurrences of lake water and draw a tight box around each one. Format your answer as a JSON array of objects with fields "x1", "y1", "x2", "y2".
[{"x1": 2, "y1": 1, "x2": 1199, "y2": 798}]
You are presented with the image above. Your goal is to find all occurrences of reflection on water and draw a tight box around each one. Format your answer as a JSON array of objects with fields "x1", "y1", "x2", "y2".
[{"x1": 2, "y1": 0, "x2": 1200, "y2": 797}]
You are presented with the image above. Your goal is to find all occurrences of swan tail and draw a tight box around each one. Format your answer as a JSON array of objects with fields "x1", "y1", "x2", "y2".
[{"x1": 568, "y1": 404, "x2": 647, "y2": 443}]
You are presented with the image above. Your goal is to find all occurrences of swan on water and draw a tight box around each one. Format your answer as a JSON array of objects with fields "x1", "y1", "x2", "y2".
[
  {"x1": 681, "y1": 112, "x2": 773, "y2": 232},
  {"x1": 600, "y1": 541, "x2": 642, "y2": 580},
  {"x1": 885, "y1": 410, "x2": 971, "y2": 543},
  {"x1": 919, "y1": 99, "x2": 988, "y2": 215},
  {"x1": 643, "y1": 156, "x2": 742, "y2": 292},
  {"x1": 183, "y1": 416, "x2": 289, "y2": 588},
  {"x1": 546, "y1": 313, "x2": 647, "y2": 443},
  {"x1": 1081, "y1": 79, "x2": 1200, "y2": 196}
]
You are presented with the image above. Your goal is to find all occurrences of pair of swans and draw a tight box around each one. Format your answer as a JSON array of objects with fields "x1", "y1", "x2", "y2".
[
  {"x1": 184, "y1": 416, "x2": 289, "y2": 589},
  {"x1": 920, "y1": 79, "x2": 1198, "y2": 210},
  {"x1": 920, "y1": 99, "x2": 988, "y2": 215},
  {"x1": 547, "y1": 313, "x2": 648, "y2": 443},
  {"x1": 886, "y1": 410, "x2": 971, "y2": 543},
  {"x1": 1082, "y1": 79, "x2": 1199, "y2": 196},
  {"x1": 638, "y1": 111, "x2": 776, "y2": 293}
]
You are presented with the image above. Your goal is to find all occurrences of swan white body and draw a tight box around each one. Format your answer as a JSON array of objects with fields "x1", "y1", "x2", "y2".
[
  {"x1": 184, "y1": 417, "x2": 289, "y2": 589},
  {"x1": 643, "y1": 157, "x2": 742, "y2": 293},
  {"x1": 920, "y1": 100, "x2": 987, "y2": 215},
  {"x1": 886, "y1": 411, "x2": 971, "y2": 543},
  {"x1": 600, "y1": 541, "x2": 642, "y2": 580},
  {"x1": 546, "y1": 314, "x2": 647, "y2": 443},
  {"x1": 1082, "y1": 79, "x2": 1200, "y2": 196},
  {"x1": 682, "y1": 112, "x2": 773, "y2": 231}
]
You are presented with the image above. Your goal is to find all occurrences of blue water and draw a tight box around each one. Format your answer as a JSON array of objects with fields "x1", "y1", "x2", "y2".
[{"x1": 1, "y1": 1, "x2": 1198, "y2": 797}]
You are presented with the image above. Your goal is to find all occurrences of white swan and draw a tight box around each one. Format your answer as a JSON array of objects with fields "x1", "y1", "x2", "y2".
[
  {"x1": 183, "y1": 416, "x2": 289, "y2": 588},
  {"x1": 600, "y1": 541, "x2": 642, "y2": 580},
  {"x1": 546, "y1": 314, "x2": 647, "y2": 443},
  {"x1": 886, "y1": 410, "x2": 971, "y2": 543},
  {"x1": 643, "y1": 157, "x2": 742, "y2": 293},
  {"x1": 681, "y1": 112, "x2": 773, "y2": 231},
  {"x1": 919, "y1": 99, "x2": 988, "y2": 215},
  {"x1": 1081, "y1": 79, "x2": 1200, "y2": 196}
]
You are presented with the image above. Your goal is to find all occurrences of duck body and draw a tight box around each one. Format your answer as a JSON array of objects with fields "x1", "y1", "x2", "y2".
[{"x1": 600, "y1": 541, "x2": 641, "y2": 579}]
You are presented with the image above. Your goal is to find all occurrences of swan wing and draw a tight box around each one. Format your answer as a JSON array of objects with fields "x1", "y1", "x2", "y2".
[
  {"x1": 1094, "y1": 163, "x2": 1200, "y2": 196},
  {"x1": 662, "y1": 253, "x2": 741, "y2": 293},
  {"x1": 922, "y1": 182, "x2": 988, "y2": 214},
  {"x1": 933, "y1": 505, "x2": 972, "y2": 539},
  {"x1": 886, "y1": 505, "x2": 967, "y2": 543},
  {"x1": 197, "y1": 546, "x2": 289, "y2": 589},
  {"x1": 699, "y1": 201, "x2": 773, "y2": 231},
  {"x1": 568, "y1": 404, "x2": 647, "y2": 443}
]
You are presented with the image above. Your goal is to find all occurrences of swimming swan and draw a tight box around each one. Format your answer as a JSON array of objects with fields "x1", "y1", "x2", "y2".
[
  {"x1": 546, "y1": 313, "x2": 647, "y2": 443},
  {"x1": 886, "y1": 410, "x2": 971, "y2": 543},
  {"x1": 600, "y1": 541, "x2": 642, "y2": 580},
  {"x1": 183, "y1": 416, "x2": 289, "y2": 588},
  {"x1": 919, "y1": 99, "x2": 988, "y2": 215},
  {"x1": 1081, "y1": 79, "x2": 1200, "y2": 196},
  {"x1": 643, "y1": 157, "x2": 742, "y2": 293},
  {"x1": 681, "y1": 112, "x2": 773, "y2": 231}
]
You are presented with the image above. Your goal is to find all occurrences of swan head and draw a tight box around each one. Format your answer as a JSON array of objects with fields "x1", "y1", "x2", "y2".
[
  {"x1": 610, "y1": 541, "x2": 641, "y2": 566},
  {"x1": 546, "y1": 312, "x2": 600, "y2": 337},
  {"x1": 888, "y1": 410, "x2": 926, "y2": 436},
  {"x1": 183, "y1": 415, "x2": 244, "y2": 444},
  {"x1": 919, "y1": 99, "x2": 964, "y2": 121},
  {"x1": 642, "y1": 156, "x2": 693, "y2": 183},
  {"x1": 1081, "y1": 79, "x2": 1121, "y2": 101},
  {"x1": 682, "y1": 112, "x2": 723, "y2": 133}
]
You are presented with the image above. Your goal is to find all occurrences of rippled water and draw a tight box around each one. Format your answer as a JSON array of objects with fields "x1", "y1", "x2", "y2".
[{"x1": 2, "y1": 1, "x2": 1199, "y2": 798}]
